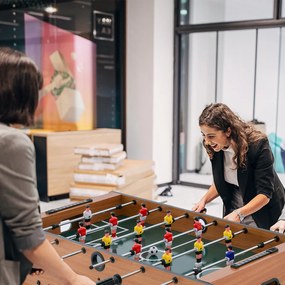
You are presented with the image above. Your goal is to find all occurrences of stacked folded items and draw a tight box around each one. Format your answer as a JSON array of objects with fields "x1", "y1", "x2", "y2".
[{"x1": 70, "y1": 143, "x2": 157, "y2": 200}]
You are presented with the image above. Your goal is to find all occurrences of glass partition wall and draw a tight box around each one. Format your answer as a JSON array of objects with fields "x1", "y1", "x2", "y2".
[
  {"x1": 0, "y1": 0, "x2": 125, "y2": 134},
  {"x1": 175, "y1": 0, "x2": 285, "y2": 187}
]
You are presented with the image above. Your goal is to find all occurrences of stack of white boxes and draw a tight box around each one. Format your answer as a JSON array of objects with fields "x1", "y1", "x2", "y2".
[{"x1": 69, "y1": 143, "x2": 157, "y2": 200}]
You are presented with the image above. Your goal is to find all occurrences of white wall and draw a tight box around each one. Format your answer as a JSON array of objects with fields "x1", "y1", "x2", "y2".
[{"x1": 126, "y1": 0, "x2": 174, "y2": 184}]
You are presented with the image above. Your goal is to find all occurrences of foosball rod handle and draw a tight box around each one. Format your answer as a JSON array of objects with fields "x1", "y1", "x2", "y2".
[
  {"x1": 50, "y1": 238, "x2": 59, "y2": 245},
  {"x1": 89, "y1": 256, "x2": 115, "y2": 270},
  {"x1": 160, "y1": 277, "x2": 179, "y2": 285}
]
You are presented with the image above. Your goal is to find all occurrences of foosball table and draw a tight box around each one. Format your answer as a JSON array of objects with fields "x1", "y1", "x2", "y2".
[{"x1": 24, "y1": 192, "x2": 285, "y2": 285}]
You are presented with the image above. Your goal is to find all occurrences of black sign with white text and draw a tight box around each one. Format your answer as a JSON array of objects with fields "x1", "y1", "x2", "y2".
[{"x1": 93, "y1": 11, "x2": 114, "y2": 41}]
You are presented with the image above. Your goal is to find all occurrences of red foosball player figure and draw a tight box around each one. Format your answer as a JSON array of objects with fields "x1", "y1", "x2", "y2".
[
  {"x1": 134, "y1": 220, "x2": 144, "y2": 242},
  {"x1": 130, "y1": 238, "x2": 142, "y2": 261},
  {"x1": 139, "y1": 203, "x2": 149, "y2": 227},
  {"x1": 76, "y1": 222, "x2": 87, "y2": 243},
  {"x1": 83, "y1": 205, "x2": 92, "y2": 229},
  {"x1": 193, "y1": 217, "x2": 203, "y2": 238},
  {"x1": 225, "y1": 245, "x2": 235, "y2": 266},
  {"x1": 164, "y1": 210, "x2": 174, "y2": 230},
  {"x1": 164, "y1": 228, "x2": 173, "y2": 250},
  {"x1": 109, "y1": 212, "x2": 118, "y2": 238},
  {"x1": 194, "y1": 236, "x2": 204, "y2": 271},
  {"x1": 101, "y1": 230, "x2": 112, "y2": 252},
  {"x1": 161, "y1": 248, "x2": 172, "y2": 271},
  {"x1": 223, "y1": 224, "x2": 233, "y2": 248}
]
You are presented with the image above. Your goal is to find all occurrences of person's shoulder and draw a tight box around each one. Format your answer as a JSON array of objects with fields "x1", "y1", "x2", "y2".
[
  {"x1": 0, "y1": 126, "x2": 33, "y2": 151},
  {"x1": 0, "y1": 125, "x2": 30, "y2": 140},
  {"x1": 249, "y1": 136, "x2": 270, "y2": 151},
  {"x1": 248, "y1": 136, "x2": 272, "y2": 163}
]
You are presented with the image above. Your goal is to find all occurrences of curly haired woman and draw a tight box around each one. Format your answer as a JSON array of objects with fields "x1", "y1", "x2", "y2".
[{"x1": 192, "y1": 103, "x2": 285, "y2": 230}]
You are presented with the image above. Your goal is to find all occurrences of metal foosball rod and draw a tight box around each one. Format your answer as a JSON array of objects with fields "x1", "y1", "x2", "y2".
[
  {"x1": 68, "y1": 205, "x2": 164, "y2": 240},
  {"x1": 67, "y1": 213, "x2": 143, "y2": 240},
  {"x1": 91, "y1": 212, "x2": 187, "y2": 247},
  {"x1": 170, "y1": 237, "x2": 196, "y2": 251},
  {"x1": 61, "y1": 247, "x2": 86, "y2": 260},
  {"x1": 142, "y1": 213, "x2": 189, "y2": 231},
  {"x1": 96, "y1": 266, "x2": 145, "y2": 285},
  {"x1": 183, "y1": 236, "x2": 280, "y2": 278},
  {"x1": 89, "y1": 257, "x2": 115, "y2": 270},
  {"x1": 152, "y1": 228, "x2": 247, "y2": 267},
  {"x1": 122, "y1": 220, "x2": 217, "y2": 257},
  {"x1": 87, "y1": 206, "x2": 165, "y2": 246},
  {"x1": 43, "y1": 200, "x2": 137, "y2": 231},
  {"x1": 89, "y1": 251, "x2": 116, "y2": 271}
]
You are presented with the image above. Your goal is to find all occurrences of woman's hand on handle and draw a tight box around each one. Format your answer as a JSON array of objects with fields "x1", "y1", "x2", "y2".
[
  {"x1": 192, "y1": 183, "x2": 219, "y2": 213},
  {"x1": 192, "y1": 201, "x2": 206, "y2": 213},
  {"x1": 270, "y1": 220, "x2": 285, "y2": 234}
]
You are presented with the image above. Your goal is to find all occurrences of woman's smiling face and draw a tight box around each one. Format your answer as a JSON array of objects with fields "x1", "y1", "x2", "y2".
[{"x1": 200, "y1": 125, "x2": 231, "y2": 152}]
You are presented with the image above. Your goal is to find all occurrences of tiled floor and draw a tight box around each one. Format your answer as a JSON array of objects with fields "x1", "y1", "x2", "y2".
[{"x1": 154, "y1": 185, "x2": 223, "y2": 218}]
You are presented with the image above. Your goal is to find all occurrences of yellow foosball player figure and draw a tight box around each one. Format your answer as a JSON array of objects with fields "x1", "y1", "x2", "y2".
[
  {"x1": 161, "y1": 248, "x2": 172, "y2": 271},
  {"x1": 101, "y1": 230, "x2": 112, "y2": 252},
  {"x1": 194, "y1": 236, "x2": 204, "y2": 272},
  {"x1": 134, "y1": 220, "x2": 144, "y2": 242},
  {"x1": 223, "y1": 224, "x2": 233, "y2": 248},
  {"x1": 164, "y1": 210, "x2": 174, "y2": 230}
]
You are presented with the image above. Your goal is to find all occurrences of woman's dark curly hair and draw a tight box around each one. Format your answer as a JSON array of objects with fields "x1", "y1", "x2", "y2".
[
  {"x1": 199, "y1": 103, "x2": 267, "y2": 168},
  {"x1": 0, "y1": 47, "x2": 43, "y2": 126}
]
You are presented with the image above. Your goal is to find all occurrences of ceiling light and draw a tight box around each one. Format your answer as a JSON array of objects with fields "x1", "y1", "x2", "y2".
[{"x1": 45, "y1": 6, "x2": 58, "y2": 14}]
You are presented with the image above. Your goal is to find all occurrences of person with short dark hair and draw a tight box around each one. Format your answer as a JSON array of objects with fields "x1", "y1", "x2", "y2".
[
  {"x1": 192, "y1": 103, "x2": 285, "y2": 230},
  {"x1": 0, "y1": 47, "x2": 94, "y2": 285}
]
